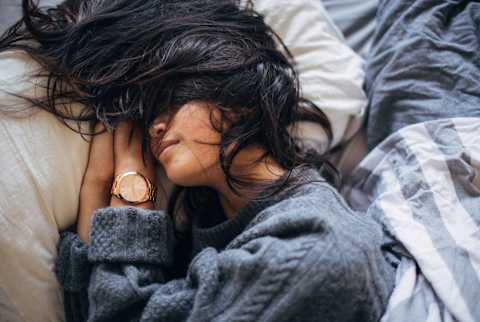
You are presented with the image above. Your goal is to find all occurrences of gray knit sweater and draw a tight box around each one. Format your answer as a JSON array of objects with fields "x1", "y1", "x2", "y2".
[{"x1": 55, "y1": 168, "x2": 395, "y2": 322}]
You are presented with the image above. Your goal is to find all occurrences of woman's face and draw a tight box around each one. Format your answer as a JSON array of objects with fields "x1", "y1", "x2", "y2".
[{"x1": 149, "y1": 101, "x2": 223, "y2": 187}]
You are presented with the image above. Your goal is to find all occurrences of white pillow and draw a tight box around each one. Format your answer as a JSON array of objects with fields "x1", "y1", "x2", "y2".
[
  {"x1": 244, "y1": 0, "x2": 367, "y2": 151},
  {"x1": 0, "y1": 1, "x2": 367, "y2": 321},
  {"x1": 0, "y1": 51, "x2": 90, "y2": 322}
]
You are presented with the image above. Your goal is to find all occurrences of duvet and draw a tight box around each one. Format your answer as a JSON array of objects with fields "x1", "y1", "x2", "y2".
[
  {"x1": 351, "y1": 1, "x2": 480, "y2": 320},
  {"x1": 365, "y1": 0, "x2": 480, "y2": 150},
  {"x1": 344, "y1": 117, "x2": 480, "y2": 322}
]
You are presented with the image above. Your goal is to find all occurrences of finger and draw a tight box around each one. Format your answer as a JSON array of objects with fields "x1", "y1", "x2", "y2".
[
  {"x1": 114, "y1": 121, "x2": 155, "y2": 176},
  {"x1": 114, "y1": 121, "x2": 142, "y2": 161},
  {"x1": 111, "y1": 121, "x2": 156, "y2": 210},
  {"x1": 77, "y1": 122, "x2": 114, "y2": 243}
]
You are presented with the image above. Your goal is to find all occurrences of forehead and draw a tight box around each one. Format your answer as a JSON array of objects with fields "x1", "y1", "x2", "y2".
[{"x1": 152, "y1": 101, "x2": 216, "y2": 124}]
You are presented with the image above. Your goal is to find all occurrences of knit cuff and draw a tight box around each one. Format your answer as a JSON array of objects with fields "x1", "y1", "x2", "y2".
[
  {"x1": 55, "y1": 231, "x2": 91, "y2": 292},
  {"x1": 88, "y1": 207, "x2": 174, "y2": 266}
]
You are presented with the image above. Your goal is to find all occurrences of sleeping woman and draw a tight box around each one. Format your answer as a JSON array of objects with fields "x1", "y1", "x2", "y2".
[{"x1": 0, "y1": 0, "x2": 395, "y2": 321}]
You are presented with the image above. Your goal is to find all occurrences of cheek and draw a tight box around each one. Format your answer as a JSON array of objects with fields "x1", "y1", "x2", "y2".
[
  {"x1": 162, "y1": 141, "x2": 220, "y2": 186},
  {"x1": 158, "y1": 101, "x2": 224, "y2": 186}
]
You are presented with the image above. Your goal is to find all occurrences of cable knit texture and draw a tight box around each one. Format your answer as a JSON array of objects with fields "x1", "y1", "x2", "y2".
[
  {"x1": 88, "y1": 206, "x2": 174, "y2": 266},
  {"x1": 55, "y1": 168, "x2": 395, "y2": 322}
]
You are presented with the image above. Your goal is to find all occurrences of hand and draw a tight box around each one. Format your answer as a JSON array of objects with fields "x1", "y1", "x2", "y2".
[
  {"x1": 77, "y1": 121, "x2": 156, "y2": 243},
  {"x1": 77, "y1": 122, "x2": 114, "y2": 243},
  {"x1": 110, "y1": 121, "x2": 156, "y2": 209}
]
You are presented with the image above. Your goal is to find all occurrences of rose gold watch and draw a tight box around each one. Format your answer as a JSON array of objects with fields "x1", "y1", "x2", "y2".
[{"x1": 111, "y1": 171, "x2": 156, "y2": 204}]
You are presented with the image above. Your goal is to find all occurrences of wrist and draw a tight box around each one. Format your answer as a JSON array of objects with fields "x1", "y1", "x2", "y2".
[{"x1": 110, "y1": 197, "x2": 154, "y2": 210}]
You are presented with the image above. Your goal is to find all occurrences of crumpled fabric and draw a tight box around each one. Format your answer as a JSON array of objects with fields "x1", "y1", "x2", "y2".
[{"x1": 343, "y1": 117, "x2": 480, "y2": 322}]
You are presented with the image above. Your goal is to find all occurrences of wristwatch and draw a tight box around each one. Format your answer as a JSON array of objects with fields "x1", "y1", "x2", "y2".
[{"x1": 111, "y1": 171, "x2": 156, "y2": 204}]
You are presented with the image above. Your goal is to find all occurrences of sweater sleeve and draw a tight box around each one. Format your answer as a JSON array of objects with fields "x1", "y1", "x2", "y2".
[
  {"x1": 56, "y1": 206, "x2": 391, "y2": 322},
  {"x1": 55, "y1": 231, "x2": 92, "y2": 322}
]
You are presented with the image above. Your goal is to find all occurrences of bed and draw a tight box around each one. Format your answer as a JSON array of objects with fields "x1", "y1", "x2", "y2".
[
  {"x1": 0, "y1": 1, "x2": 376, "y2": 321},
  {"x1": 5, "y1": 1, "x2": 477, "y2": 322}
]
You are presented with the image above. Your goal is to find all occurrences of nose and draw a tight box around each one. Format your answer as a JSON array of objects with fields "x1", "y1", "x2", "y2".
[{"x1": 149, "y1": 121, "x2": 166, "y2": 139}]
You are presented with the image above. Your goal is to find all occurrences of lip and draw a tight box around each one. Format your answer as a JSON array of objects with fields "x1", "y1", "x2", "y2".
[{"x1": 152, "y1": 139, "x2": 180, "y2": 158}]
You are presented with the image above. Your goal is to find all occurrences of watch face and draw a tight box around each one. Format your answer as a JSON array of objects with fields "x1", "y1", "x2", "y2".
[{"x1": 119, "y1": 173, "x2": 148, "y2": 203}]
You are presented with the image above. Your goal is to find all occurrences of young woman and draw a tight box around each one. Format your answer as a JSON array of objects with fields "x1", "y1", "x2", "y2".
[{"x1": 1, "y1": 0, "x2": 395, "y2": 321}]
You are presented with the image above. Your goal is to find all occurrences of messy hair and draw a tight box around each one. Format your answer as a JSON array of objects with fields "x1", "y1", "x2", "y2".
[{"x1": 0, "y1": 0, "x2": 334, "y2": 233}]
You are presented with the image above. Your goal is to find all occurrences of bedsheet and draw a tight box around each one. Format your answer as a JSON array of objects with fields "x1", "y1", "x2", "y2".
[
  {"x1": 343, "y1": 117, "x2": 480, "y2": 322},
  {"x1": 365, "y1": 0, "x2": 480, "y2": 150},
  {"x1": 322, "y1": 0, "x2": 377, "y2": 58}
]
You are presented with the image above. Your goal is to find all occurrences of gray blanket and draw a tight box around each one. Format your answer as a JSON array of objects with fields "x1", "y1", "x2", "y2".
[
  {"x1": 365, "y1": 0, "x2": 480, "y2": 150},
  {"x1": 344, "y1": 117, "x2": 480, "y2": 322},
  {"x1": 322, "y1": 0, "x2": 377, "y2": 58}
]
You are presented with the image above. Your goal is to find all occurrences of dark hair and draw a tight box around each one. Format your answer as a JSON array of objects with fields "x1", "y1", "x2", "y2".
[{"x1": 0, "y1": 0, "x2": 334, "y2": 231}]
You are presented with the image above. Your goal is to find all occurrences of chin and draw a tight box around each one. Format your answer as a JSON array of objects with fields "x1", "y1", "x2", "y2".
[{"x1": 164, "y1": 165, "x2": 202, "y2": 187}]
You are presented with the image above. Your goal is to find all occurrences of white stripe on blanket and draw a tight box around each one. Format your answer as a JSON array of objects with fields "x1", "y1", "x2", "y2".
[{"x1": 343, "y1": 117, "x2": 480, "y2": 322}]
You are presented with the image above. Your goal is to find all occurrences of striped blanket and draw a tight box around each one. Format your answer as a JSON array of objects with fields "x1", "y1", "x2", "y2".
[{"x1": 343, "y1": 118, "x2": 480, "y2": 322}]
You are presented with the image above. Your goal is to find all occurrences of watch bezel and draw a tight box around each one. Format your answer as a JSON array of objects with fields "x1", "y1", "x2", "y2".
[{"x1": 112, "y1": 171, "x2": 155, "y2": 204}]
